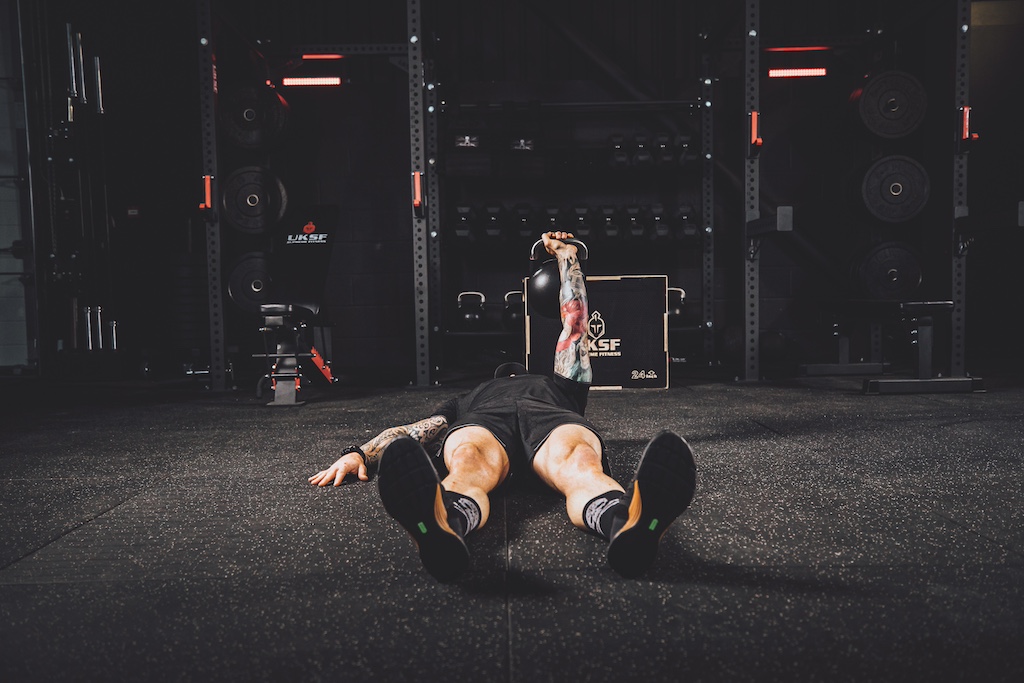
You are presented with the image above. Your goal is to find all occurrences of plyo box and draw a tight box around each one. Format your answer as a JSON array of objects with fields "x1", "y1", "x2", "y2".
[{"x1": 526, "y1": 274, "x2": 668, "y2": 389}]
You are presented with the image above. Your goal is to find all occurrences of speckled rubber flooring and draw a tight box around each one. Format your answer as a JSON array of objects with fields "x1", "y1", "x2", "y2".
[{"x1": 1, "y1": 371, "x2": 1022, "y2": 682}]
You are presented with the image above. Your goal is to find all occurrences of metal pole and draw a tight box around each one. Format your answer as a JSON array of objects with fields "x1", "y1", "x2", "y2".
[
  {"x1": 742, "y1": 0, "x2": 760, "y2": 382},
  {"x1": 701, "y1": 55, "x2": 715, "y2": 363},
  {"x1": 197, "y1": 0, "x2": 227, "y2": 391},
  {"x1": 16, "y1": 0, "x2": 42, "y2": 371},
  {"x1": 83, "y1": 305, "x2": 92, "y2": 351},
  {"x1": 94, "y1": 305, "x2": 103, "y2": 350},
  {"x1": 407, "y1": 0, "x2": 431, "y2": 386},
  {"x1": 65, "y1": 23, "x2": 77, "y2": 99},
  {"x1": 951, "y1": 0, "x2": 971, "y2": 377},
  {"x1": 424, "y1": 63, "x2": 443, "y2": 379}
]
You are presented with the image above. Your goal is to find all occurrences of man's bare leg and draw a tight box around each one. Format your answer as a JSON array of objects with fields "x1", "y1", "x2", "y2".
[
  {"x1": 533, "y1": 424, "x2": 698, "y2": 578},
  {"x1": 531, "y1": 424, "x2": 623, "y2": 528},
  {"x1": 376, "y1": 427, "x2": 509, "y2": 582},
  {"x1": 440, "y1": 426, "x2": 511, "y2": 528}
]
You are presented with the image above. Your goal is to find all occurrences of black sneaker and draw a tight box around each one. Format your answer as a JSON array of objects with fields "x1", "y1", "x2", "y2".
[
  {"x1": 377, "y1": 436, "x2": 470, "y2": 582},
  {"x1": 607, "y1": 430, "x2": 697, "y2": 578}
]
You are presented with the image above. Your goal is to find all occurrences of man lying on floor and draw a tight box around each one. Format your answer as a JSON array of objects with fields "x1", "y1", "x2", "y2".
[{"x1": 309, "y1": 231, "x2": 697, "y2": 581}]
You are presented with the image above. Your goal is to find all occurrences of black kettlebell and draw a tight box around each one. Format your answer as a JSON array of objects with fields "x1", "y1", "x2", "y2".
[
  {"x1": 502, "y1": 290, "x2": 525, "y2": 331},
  {"x1": 668, "y1": 287, "x2": 686, "y2": 326},
  {"x1": 457, "y1": 291, "x2": 486, "y2": 330},
  {"x1": 526, "y1": 237, "x2": 588, "y2": 319}
]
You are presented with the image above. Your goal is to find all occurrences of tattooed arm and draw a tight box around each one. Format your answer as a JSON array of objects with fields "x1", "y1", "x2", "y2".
[
  {"x1": 543, "y1": 231, "x2": 593, "y2": 384},
  {"x1": 308, "y1": 415, "x2": 449, "y2": 486}
]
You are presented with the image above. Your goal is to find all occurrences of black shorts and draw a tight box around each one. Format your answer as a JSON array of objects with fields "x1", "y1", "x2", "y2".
[{"x1": 441, "y1": 397, "x2": 609, "y2": 479}]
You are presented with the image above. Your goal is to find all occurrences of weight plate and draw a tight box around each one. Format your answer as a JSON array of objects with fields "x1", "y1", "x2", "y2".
[
  {"x1": 227, "y1": 252, "x2": 272, "y2": 313},
  {"x1": 219, "y1": 85, "x2": 289, "y2": 150},
  {"x1": 221, "y1": 166, "x2": 288, "y2": 234},
  {"x1": 861, "y1": 155, "x2": 930, "y2": 223},
  {"x1": 854, "y1": 242, "x2": 922, "y2": 300},
  {"x1": 857, "y1": 71, "x2": 927, "y2": 139}
]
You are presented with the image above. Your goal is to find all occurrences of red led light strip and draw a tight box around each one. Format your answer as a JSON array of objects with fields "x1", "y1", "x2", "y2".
[
  {"x1": 764, "y1": 46, "x2": 830, "y2": 53},
  {"x1": 301, "y1": 53, "x2": 343, "y2": 60},
  {"x1": 768, "y1": 67, "x2": 827, "y2": 79},
  {"x1": 281, "y1": 76, "x2": 342, "y2": 86}
]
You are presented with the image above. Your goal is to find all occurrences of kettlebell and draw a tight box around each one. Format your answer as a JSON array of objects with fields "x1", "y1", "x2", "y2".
[
  {"x1": 502, "y1": 290, "x2": 525, "y2": 331},
  {"x1": 526, "y1": 261, "x2": 560, "y2": 319},
  {"x1": 526, "y1": 237, "x2": 588, "y2": 319},
  {"x1": 668, "y1": 287, "x2": 686, "y2": 326},
  {"x1": 457, "y1": 291, "x2": 486, "y2": 330}
]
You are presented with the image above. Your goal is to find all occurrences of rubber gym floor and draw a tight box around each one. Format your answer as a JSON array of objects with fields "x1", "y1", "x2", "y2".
[{"x1": 1, "y1": 366, "x2": 1022, "y2": 682}]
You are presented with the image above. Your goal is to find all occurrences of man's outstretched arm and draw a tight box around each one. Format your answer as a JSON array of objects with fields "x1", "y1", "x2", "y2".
[
  {"x1": 308, "y1": 414, "x2": 449, "y2": 486},
  {"x1": 543, "y1": 231, "x2": 593, "y2": 383}
]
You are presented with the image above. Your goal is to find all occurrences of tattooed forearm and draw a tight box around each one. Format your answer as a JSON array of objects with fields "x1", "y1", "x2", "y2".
[
  {"x1": 406, "y1": 415, "x2": 450, "y2": 444},
  {"x1": 359, "y1": 415, "x2": 449, "y2": 467},
  {"x1": 553, "y1": 251, "x2": 593, "y2": 383}
]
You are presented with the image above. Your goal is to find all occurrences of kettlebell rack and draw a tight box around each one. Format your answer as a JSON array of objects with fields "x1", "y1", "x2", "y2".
[{"x1": 423, "y1": 61, "x2": 717, "y2": 382}]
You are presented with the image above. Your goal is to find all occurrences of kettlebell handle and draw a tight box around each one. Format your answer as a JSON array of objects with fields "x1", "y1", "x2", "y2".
[
  {"x1": 530, "y1": 237, "x2": 588, "y2": 262},
  {"x1": 458, "y1": 291, "x2": 486, "y2": 304}
]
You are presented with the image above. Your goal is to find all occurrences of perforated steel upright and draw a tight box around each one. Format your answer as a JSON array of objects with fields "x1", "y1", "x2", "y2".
[
  {"x1": 406, "y1": 0, "x2": 437, "y2": 386},
  {"x1": 951, "y1": 0, "x2": 971, "y2": 377},
  {"x1": 701, "y1": 55, "x2": 716, "y2": 362},
  {"x1": 742, "y1": 0, "x2": 760, "y2": 381},
  {"x1": 423, "y1": 60, "x2": 442, "y2": 384},
  {"x1": 196, "y1": 0, "x2": 226, "y2": 392}
]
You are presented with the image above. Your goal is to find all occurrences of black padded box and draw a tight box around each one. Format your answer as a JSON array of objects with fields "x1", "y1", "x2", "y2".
[{"x1": 526, "y1": 275, "x2": 668, "y2": 389}]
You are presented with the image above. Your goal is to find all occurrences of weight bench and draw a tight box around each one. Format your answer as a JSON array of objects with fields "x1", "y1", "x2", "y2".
[
  {"x1": 255, "y1": 303, "x2": 335, "y2": 406},
  {"x1": 799, "y1": 300, "x2": 983, "y2": 394}
]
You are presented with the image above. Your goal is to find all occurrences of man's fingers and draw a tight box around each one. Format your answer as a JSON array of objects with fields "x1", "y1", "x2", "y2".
[
  {"x1": 310, "y1": 469, "x2": 338, "y2": 487},
  {"x1": 542, "y1": 231, "x2": 578, "y2": 258},
  {"x1": 310, "y1": 453, "x2": 370, "y2": 487}
]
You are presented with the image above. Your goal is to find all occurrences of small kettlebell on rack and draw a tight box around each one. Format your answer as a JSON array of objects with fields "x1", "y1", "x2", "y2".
[
  {"x1": 457, "y1": 291, "x2": 486, "y2": 330},
  {"x1": 668, "y1": 287, "x2": 686, "y2": 326},
  {"x1": 502, "y1": 290, "x2": 525, "y2": 331}
]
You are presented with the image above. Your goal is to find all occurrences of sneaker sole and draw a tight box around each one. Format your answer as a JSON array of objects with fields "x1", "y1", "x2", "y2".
[
  {"x1": 607, "y1": 430, "x2": 697, "y2": 578},
  {"x1": 377, "y1": 437, "x2": 470, "y2": 582}
]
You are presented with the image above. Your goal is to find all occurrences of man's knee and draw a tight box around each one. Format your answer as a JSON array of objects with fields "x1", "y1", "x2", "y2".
[
  {"x1": 555, "y1": 441, "x2": 603, "y2": 474},
  {"x1": 534, "y1": 426, "x2": 604, "y2": 481},
  {"x1": 443, "y1": 430, "x2": 509, "y2": 483},
  {"x1": 447, "y1": 441, "x2": 491, "y2": 471}
]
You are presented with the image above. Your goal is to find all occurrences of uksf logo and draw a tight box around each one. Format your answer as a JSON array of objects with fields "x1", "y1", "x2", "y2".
[
  {"x1": 287, "y1": 221, "x2": 328, "y2": 244},
  {"x1": 286, "y1": 233, "x2": 328, "y2": 244}
]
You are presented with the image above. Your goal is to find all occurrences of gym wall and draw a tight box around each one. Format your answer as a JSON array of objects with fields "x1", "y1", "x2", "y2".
[{"x1": 12, "y1": 0, "x2": 1019, "y2": 384}]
